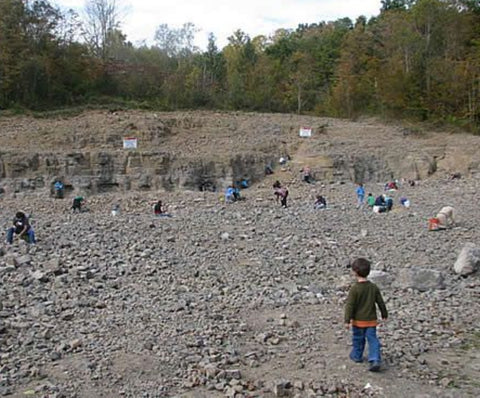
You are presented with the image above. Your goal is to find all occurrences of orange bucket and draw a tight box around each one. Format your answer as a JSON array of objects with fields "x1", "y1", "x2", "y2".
[{"x1": 428, "y1": 217, "x2": 440, "y2": 231}]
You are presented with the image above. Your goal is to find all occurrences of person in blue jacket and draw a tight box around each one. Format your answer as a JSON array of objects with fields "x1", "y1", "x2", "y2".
[
  {"x1": 54, "y1": 180, "x2": 64, "y2": 198},
  {"x1": 356, "y1": 183, "x2": 365, "y2": 208},
  {"x1": 225, "y1": 186, "x2": 235, "y2": 203}
]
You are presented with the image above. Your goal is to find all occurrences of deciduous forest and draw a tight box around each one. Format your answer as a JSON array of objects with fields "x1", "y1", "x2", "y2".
[{"x1": 1, "y1": 0, "x2": 479, "y2": 131}]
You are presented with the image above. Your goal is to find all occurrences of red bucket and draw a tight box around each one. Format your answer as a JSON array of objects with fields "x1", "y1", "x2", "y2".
[{"x1": 428, "y1": 217, "x2": 440, "y2": 231}]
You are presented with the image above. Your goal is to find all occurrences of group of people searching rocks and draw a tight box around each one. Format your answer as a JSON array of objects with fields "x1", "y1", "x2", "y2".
[
  {"x1": 356, "y1": 180, "x2": 410, "y2": 213},
  {"x1": 5, "y1": 171, "x2": 414, "y2": 245},
  {"x1": 4, "y1": 180, "x2": 172, "y2": 245}
]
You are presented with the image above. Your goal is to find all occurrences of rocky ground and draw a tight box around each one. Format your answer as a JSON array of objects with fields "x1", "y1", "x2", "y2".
[{"x1": 1, "y1": 170, "x2": 480, "y2": 397}]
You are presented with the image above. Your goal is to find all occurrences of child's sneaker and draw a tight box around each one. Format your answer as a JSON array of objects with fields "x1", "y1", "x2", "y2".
[
  {"x1": 349, "y1": 353, "x2": 363, "y2": 363},
  {"x1": 369, "y1": 361, "x2": 381, "y2": 372}
]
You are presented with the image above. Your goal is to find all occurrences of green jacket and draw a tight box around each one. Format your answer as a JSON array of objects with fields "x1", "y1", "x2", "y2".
[{"x1": 344, "y1": 281, "x2": 388, "y2": 324}]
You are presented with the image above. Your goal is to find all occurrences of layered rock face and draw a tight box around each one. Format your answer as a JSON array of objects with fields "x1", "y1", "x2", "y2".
[
  {"x1": 0, "y1": 150, "x2": 273, "y2": 193},
  {"x1": 1, "y1": 110, "x2": 479, "y2": 195}
]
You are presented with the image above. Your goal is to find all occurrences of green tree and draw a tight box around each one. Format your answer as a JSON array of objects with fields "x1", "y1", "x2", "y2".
[
  {"x1": 331, "y1": 18, "x2": 379, "y2": 117},
  {"x1": 0, "y1": 0, "x2": 28, "y2": 107}
]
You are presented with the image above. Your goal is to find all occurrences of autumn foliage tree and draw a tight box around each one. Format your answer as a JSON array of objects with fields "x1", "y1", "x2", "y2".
[{"x1": 0, "y1": 0, "x2": 479, "y2": 131}]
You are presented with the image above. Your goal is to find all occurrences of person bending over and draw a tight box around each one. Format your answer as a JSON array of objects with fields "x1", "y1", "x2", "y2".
[{"x1": 6, "y1": 211, "x2": 36, "y2": 244}]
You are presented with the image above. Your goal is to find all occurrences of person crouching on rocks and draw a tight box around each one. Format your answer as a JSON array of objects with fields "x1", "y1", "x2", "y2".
[
  {"x1": 111, "y1": 204, "x2": 121, "y2": 216},
  {"x1": 301, "y1": 166, "x2": 313, "y2": 184},
  {"x1": 6, "y1": 211, "x2": 36, "y2": 244},
  {"x1": 154, "y1": 200, "x2": 172, "y2": 217},
  {"x1": 71, "y1": 196, "x2": 85, "y2": 213},
  {"x1": 373, "y1": 194, "x2": 387, "y2": 213},
  {"x1": 367, "y1": 193, "x2": 375, "y2": 208},
  {"x1": 273, "y1": 182, "x2": 288, "y2": 208},
  {"x1": 53, "y1": 180, "x2": 64, "y2": 199},
  {"x1": 225, "y1": 185, "x2": 236, "y2": 203},
  {"x1": 314, "y1": 195, "x2": 327, "y2": 209}
]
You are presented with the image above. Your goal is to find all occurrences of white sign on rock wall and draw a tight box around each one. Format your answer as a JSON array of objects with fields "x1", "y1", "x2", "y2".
[
  {"x1": 299, "y1": 127, "x2": 312, "y2": 138},
  {"x1": 123, "y1": 137, "x2": 138, "y2": 149}
]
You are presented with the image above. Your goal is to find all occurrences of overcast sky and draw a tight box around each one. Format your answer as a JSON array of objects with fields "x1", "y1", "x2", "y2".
[{"x1": 54, "y1": 0, "x2": 383, "y2": 49}]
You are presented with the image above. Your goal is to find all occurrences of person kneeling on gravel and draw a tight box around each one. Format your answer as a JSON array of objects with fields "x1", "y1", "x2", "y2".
[
  {"x1": 373, "y1": 194, "x2": 387, "y2": 213},
  {"x1": 314, "y1": 195, "x2": 327, "y2": 209},
  {"x1": 367, "y1": 193, "x2": 375, "y2": 208},
  {"x1": 154, "y1": 200, "x2": 172, "y2": 217},
  {"x1": 301, "y1": 166, "x2": 313, "y2": 184},
  {"x1": 6, "y1": 211, "x2": 36, "y2": 244},
  {"x1": 71, "y1": 196, "x2": 85, "y2": 213},
  {"x1": 53, "y1": 180, "x2": 64, "y2": 199},
  {"x1": 225, "y1": 185, "x2": 235, "y2": 203}
]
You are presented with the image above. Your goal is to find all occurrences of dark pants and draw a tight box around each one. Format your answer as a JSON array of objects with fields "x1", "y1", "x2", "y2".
[
  {"x1": 350, "y1": 326, "x2": 381, "y2": 363},
  {"x1": 6, "y1": 228, "x2": 36, "y2": 244},
  {"x1": 281, "y1": 196, "x2": 287, "y2": 207}
]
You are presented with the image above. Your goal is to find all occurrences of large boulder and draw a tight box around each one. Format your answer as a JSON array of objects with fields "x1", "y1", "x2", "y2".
[
  {"x1": 454, "y1": 243, "x2": 480, "y2": 276},
  {"x1": 368, "y1": 270, "x2": 393, "y2": 289},
  {"x1": 397, "y1": 268, "x2": 445, "y2": 291}
]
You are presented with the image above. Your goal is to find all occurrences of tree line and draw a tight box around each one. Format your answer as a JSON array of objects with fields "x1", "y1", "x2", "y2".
[{"x1": 0, "y1": 0, "x2": 479, "y2": 131}]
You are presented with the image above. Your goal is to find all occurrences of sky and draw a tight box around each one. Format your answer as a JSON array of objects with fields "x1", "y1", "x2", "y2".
[{"x1": 54, "y1": 0, "x2": 383, "y2": 50}]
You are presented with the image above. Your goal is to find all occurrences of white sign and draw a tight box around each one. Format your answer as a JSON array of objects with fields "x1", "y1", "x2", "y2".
[
  {"x1": 123, "y1": 137, "x2": 138, "y2": 149},
  {"x1": 299, "y1": 127, "x2": 312, "y2": 137}
]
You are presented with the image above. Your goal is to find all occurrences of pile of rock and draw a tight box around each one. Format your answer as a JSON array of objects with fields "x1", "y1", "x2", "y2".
[{"x1": 1, "y1": 176, "x2": 479, "y2": 397}]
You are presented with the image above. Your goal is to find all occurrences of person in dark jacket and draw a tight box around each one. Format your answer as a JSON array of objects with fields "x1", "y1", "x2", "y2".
[
  {"x1": 6, "y1": 211, "x2": 36, "y2": 244},
  {"x1": 71, "y1": 196, "x2": 85, "y2": 213},
  {"x1": 314, "y1": 195, "x2": 327, "y2": 209}
]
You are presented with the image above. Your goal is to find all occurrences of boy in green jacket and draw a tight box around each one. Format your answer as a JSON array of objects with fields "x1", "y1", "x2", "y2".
[{"x1": 345, "y1": 258, "x2": 388, "y2": 372}]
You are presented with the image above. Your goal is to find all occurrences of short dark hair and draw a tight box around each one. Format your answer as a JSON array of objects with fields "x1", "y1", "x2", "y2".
[{"x1": 351, "y1": 258, "x2": 371, "y2": 277}]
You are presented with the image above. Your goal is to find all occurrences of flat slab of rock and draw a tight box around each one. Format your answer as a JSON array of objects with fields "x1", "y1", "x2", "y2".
[
  {"x1": 369, "y1": 270, "x2": 393, "y2": 288},
  {"x1": 454, "y1": 243, "x2": 480, "y2": 276},
  {"x1": 397, "y1": 268, "x2": 445, "y2": 291}
]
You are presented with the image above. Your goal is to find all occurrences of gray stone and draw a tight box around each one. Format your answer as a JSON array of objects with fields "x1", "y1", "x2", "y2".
[
  {"x1": 44, "y1": 258, "x2": 62, "y2": 272},
  {"x1": 31, "y1": 270, "x2": 49, "y2": 282},
  {"x1": 272, "y1": 380, "x2": 293, "y2": 397},
  {"x1": 369, "y1": 270, "x2": 393, "y2": 288},
  {"x1": 15, "y1": 255, "x2": 32, "y2": 266},
  {"x1": 203, "y1": 364, "x2": 219, "y2": 379},
  {"x1": 454, "y1": 243, "x2": 480, "y2": 276},
  {"x1": 0, "y1": 265, "x2": 16, "y2": 275},
  {"x1": 398, "y1": 268, "x2": 445, "y2": 291},
  {"x1": 4, "y1": 254, "x2": 16, "y2": 266},
  {"x1": 224, "y1": 369, "x2": 241, "y2": 380}
]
